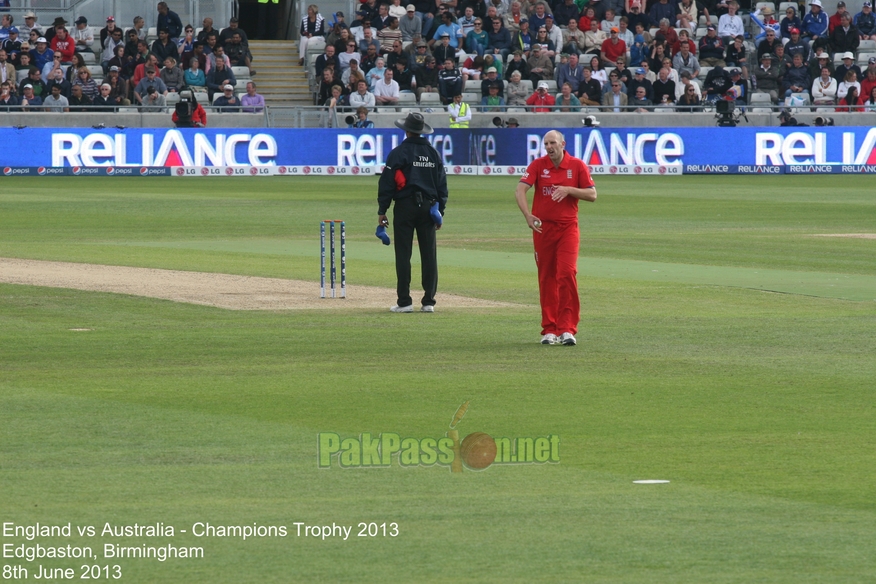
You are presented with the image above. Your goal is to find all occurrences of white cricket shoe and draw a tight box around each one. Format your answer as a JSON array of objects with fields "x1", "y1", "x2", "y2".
[
  {"x1": 559, "y1": 332, "x2": 577, "y2": 346},
  {"x1": 390, "y1": 305, "x2": 414, "y2": 313},
  {"x1": 421, "y1": 305, "x2": 435, "y2": 313},
  {"x1": 540, "y1": 333, "x2": 558, "y2": 345}
]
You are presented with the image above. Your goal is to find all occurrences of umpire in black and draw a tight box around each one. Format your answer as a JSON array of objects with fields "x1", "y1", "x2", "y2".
[{"x1": 378, "y1": 112, "x2": 448, "y2": 313}]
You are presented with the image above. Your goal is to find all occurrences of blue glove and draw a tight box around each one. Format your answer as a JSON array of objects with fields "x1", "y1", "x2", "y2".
[
  {"x1": 430, "y1": 201, "x2": 443, "y2": 226},
  {"x1": 375, "y1": 225, "x2": 391, "y2": 245}
]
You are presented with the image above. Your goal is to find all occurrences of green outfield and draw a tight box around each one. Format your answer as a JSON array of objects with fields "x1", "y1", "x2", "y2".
[{"x1": 1, "y1": 176, "x2": 874, "y2": 582}]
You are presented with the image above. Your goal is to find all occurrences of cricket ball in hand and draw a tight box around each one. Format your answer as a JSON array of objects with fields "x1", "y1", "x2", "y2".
[
  {"x1": 460, "y1": 432, "x2": 497, "y2": 470},
  {"x1": 532, "y1": 219, "x2": 542, "y2": 229}
]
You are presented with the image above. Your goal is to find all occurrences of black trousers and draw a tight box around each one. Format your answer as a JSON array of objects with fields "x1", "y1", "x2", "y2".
[{"x1": 393, "y1": 196, "x2": 437, "y2": 307}]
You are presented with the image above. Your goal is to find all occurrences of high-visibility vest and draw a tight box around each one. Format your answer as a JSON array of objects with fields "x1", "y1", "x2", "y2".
[
  {"x1": 258, "y1": 0, "x2": 279, "y2": 3},
  {"x1": 449, "y1": 103, "x2": 469, "y2": 128}
]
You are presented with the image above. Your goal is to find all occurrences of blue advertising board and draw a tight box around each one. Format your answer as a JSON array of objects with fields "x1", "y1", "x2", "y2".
[{"x1": 1, "y1": 127, "x2": 876, "y2": 173}]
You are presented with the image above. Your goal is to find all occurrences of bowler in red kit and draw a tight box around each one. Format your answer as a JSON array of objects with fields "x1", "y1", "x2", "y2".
[{"x1": 515, "y1": 130, "x2": 597, "y2": 346}]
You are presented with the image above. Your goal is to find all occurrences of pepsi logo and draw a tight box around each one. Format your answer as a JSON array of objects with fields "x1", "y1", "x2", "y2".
[
  {"x1": 106, "y1": 166, "x2": 115, "y2": 175},
  {"x1": 225, "y1": 167, "x2": 234, "y2": 175},
  {"x1": 303, "y1": 166, "x2": 311, "y2": 174},
  {"x1": 140, "y1": 167, "x2": 149, "y2": 175},
  {"x1": 177, "y1": 168, "x2": 186, "y2": 176},
  {"x1": 3, "y1": 167, "x2": 12, "y2": 175},
  {"x1": 351, "y1": 166, "x2": 359, "y2": 175},
  {"x1": 72, "y1": 167, "x2": 82, "y2": 175},
  {"x1": 278, "y1": 166, "x2": 287, "y2": 174},
  {"x1": 327, "y1": 166, "x2": 336, "y2": 174},
  {"x1": 249, "y1": 167, "x2": 258, "y2": 175},
  {"x1": 37, "y1": 167, "x2": 47, "y2": 175}
]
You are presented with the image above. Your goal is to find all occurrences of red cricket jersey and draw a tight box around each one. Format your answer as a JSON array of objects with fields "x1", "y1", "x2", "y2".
[{"x1": 520, "y1": 151, "x2": 594, "y2": 222}]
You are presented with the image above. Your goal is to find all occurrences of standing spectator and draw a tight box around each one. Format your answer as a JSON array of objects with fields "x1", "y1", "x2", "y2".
[
  {"x1": 373, "y1": 67, "x2": 400, "y2": 105},
  {"x1": 526, "y1": 80, "x2": 555, "y2": 111},
  {"x1": 514, "y1": 130, "x2": 596, "y2": 346},
  {"x1": 213, "y1": 84, "x2": 241, "y2": 112},
  {"x1": 447, "y1": 92, "x2": 471, "y2": 126},
  {"x1": 855, "y1": 2, "x2": 876, "y2": 40},
  {"x1": 157, "y1": 2, "x2": 183, "y2": 41}
]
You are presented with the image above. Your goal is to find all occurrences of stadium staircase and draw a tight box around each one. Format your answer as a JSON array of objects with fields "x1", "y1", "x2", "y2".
[{"x1": 248, "y1": 40, "x2": 312, "y2": 106}]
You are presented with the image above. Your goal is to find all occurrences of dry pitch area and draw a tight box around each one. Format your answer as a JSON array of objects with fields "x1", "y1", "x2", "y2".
[{"x1": 0, "y1": 258, "x2": 514, "y2": 310}]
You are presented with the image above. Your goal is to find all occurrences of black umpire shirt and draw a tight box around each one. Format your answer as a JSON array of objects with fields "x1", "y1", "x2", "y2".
[{"x1": 378, "y1": 136, "x2": 448, "y2": 215}]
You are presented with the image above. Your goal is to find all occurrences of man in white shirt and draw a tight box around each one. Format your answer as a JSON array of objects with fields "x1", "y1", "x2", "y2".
[
  {"x1": 373, "y1": 67, "x2": 400, "y2": 105},
  {"x1": 72, "y1": 17, "x2": 94, "y2": 55},
  {"x1": 349, "y1": 78, "x2": 377, "y2": 109},
  {"x1": 718, "y1": 1, "x2": 744, "y2": 45}
]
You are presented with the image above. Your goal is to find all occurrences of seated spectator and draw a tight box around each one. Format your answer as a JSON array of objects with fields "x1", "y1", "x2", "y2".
[
  {"x1": 225, "y1": 32, "x2": 252, "y2": 72},
  {"x1": 359, "y1": 44, "x2": 379, "y2": 75},
  {"x1": 780, "y1": 6, "x2": 803, "y2": 40},
  {"x1": 30, "y1": 37, "x2": 54, "y2": 71},
  {"x1": 378, "y1": 17, "x2": 403, "y2": 52},
  {"x1": 219, "y1": 16, "x2": 248, "y2": 46},
  {"x1": 672, "y1": 42, "x2": 700, "y2": 79},
  {"x1": 865, "y1": 86, "x2": 876, "y2": 112},
  {"x1": 698, "y1": 26, "x2": 725, "y2": 67},
  {"x1": 0, "y1": 80, "x2": 19, "y2": 109},
  {"x1": 43, "y1": 83, "x2": 69, "y2": 111},
  {"x1": 151, "y1": 29, "x2": 177, "y2": 64},
  {"x1": 68, "y1": 83, "x2": 92, "y2": 109},
  {"x1": 480, "y1": 81, "x2": 506, "y2": 110},
  {"x1": 830, "y1": 13, "x2": 859, "y2": 56},
  {"x1": 19, "y1": 66, "x2": 45, "y2": 98},
  {"x1": 837, "y1": 69, "x2": 861, "y2": 101},
  {"x1": 73, "y1": 66, "x2": 99, "y2": 100},
  {"x1": 106, "y1": 44, "x2": 127, "y2": 75},
  {"x1": 299, "y1": 5, "x2": 326, "y2": 66},
  {"x1": 241, "y1": 81, "x2": 265, "y2": 112},
  {"x1": 205, "y1": 45, "x2": 231, "y2": 75},
  {"x1": 205, "y1": 57, "x2": 236, "y2": 100},
  {"x1": 836, "y1": 85, "x2": 864, "y2": 111},
  {"x1": 785, "y1": 27, "x2": 809, "y2": 64},
  {"x1": 675, "y1": 83, "x2": 702, "y2": 111},
  {"x1": 338, "y1": 38, "x2": 361, "y2": 72},
  {"x1": 505, "y1": 69, "x2": 528, "y2": 105},
  {"x1": 857, "y1": 2, "x2": 876, "y2": 40},
  {"x1": 46, "y1": 67, "x2": 71, "y2": 98},
  {"x1": 505, "y1": 49, "x2": 528, "y2": 80},
  {"x1": 105, "y1": 67, "x2": 130, "y2": 105},
  {"x1": 717, "y1": 1, "x2": 744, "y2": 45},
  {"x1": 562, "y1": 18, "x2": 586, "y2": 56},
  {"x1": 754, "y1": 53, "x2": 780, "y2": 102},
  {"x1": 834, "y1": 53, "x2": 862, "y2": 85},
  {"x1": 366, "y1": 57, "x2": 387, "y2": 90},
  {"x1": 358, "y1": 27, "x2": 380, "y2": 54},
  {"x1": 862, "y1": 60, "x2": 876, "y2": 101},
  {"x1": 783, "y1": 53, "x2": 811, "y2": 98},
  {"x1": 601, "y1": 77, "x2": 627, "y2": 111},
  {"x1": 342, "y1": 59, "x2": 365, "y2": 88},
  {"x1": 577, "y1": 67, "x2": 602, "y2": 105},
  {"x1": 348, "y1": 105, "x2": 373, "y2": 127},
  {"x1": 728, "y1": 68, "x2": 747, "y2": 104},
  {"x1": 349, "y1": 78, "x2": 376, "y2": 109},
  {"x1": 20, "y1": 82, "x2": 42, "y2": 109},
  {"x1": 554, "y1": 82, "x2": 580, "y2": 111},
  {"x1": 652, "y1": 67, "x2": 676, "y2": 103},
  {"x1": 533, "y1": 27, "x2": 555, "y2": 59},
  {"x1": 602, "y1": 69, "x2": 626, "y2": 96},
  {"x1": 526, "y1": 80, "x2": 555, "y2": 111},
  {"x1": 527, "y1": 44, "x2": 553, "y2": 84},
  {"x1": 393, "y1": 58, "x2": 414, "y2": 93},
  {"x1": 317, "y1": 67, "x2": 340, "y2": 104},
  {"x1": 438, "y1": 57, "x2": 462, "y2": 104},
  {"x1": 725, "y1": 35, "x2": 746, "y2": 74},
  {"x1": 630, "y1": 85, "x2": 652, "y2": 111},
  {"x1": 140, "y1": 85, "x2": 166, "y2": 111},
  {"x1": 408, "y1": 37, "x2": 431, "y2": 68},
  {"x1": 160, "y1": 56, "x2": 183, "y2": 92},
  {"x1": 373, "y1": 68, "x2": 400, "y2": 105},
  {"x1": 675, "y1": 69, "x2": 702, "y2": 101},
  {"x1": 181, "y1": 40, "x2": 206, "y2": 73},
  {"x1": 177, "y1": 25, "x2": 196, "y2": 58},
  {"x1": 134, "y1": 67, "x2": 169, "y2": 104},
  {"x1": 627, "y1": 66, "x2": 652, "y2": 100},
  {"x1": 63, "y1": 53, "x2": 87, "y2": 83},
  {"x1": 670, "y1": 29, "x2": 696, "y2": 57},
  {"x1": 323, "y1": 84, "x2": 347, "y2": 126},
  {"x1": 466, "y1": 17, "x2": 489, "y2": 55},
  {"x1": 132, "y1": 54, "x2": 160, "y2": 88},
  {"x1": 600, "y1": 27, "x2": 626, "y2": 67},
  {"x1": 92, "y1": 82, "x2": 116, "y2": 107},
  {"x1": 184, "y1": 57, "x2": 206, "y2": 89},
  {"x1": 41, "y1": 53, "x2": 64, "y2": 84},
  {"x1": 757, "y1": 28, "x2": 781, "y2": 60},
  {"x1": 812, "y1": 66, "x2": 838, "y2": 104},
  {"x1": 3, "y1": 28, "x2": 22, "y2": 63},
  {"x1": 51, "y1": 27, "x2": 75, "y2": 64},
  {"x1": 433, "y1": 32, "x2": 457, "y2": 65},
  {"x1": 414, "y1": 56, "x2": 440, "y2": 101},
  {"x1": 213, "y1": 84, "x2": 242, "y2": 112}
]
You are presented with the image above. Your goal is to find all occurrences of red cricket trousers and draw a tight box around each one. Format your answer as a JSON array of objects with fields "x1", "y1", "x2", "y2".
[{"x1": 533, "y1": 220, "x2": 580, "y2": 336}]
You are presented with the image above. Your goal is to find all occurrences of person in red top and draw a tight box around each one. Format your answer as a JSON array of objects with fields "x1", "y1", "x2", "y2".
[
  {"x1": 515, "y1": 130, "x2": 597, "y2": 346},
  {"x1": 600, "y1": 27, "x2": 627, "y2": 67},
  {"x1": 526, "y1": 81, "x2": 556, "y2": 111},
  {"x1": 50, "y1": 27, "x2": 76, "y2": 64}
]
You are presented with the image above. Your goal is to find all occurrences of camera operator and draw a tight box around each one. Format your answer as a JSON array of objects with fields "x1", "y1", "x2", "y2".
[{"x1": 172, "y1": 90, "x2": 207, "y2": 127}]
